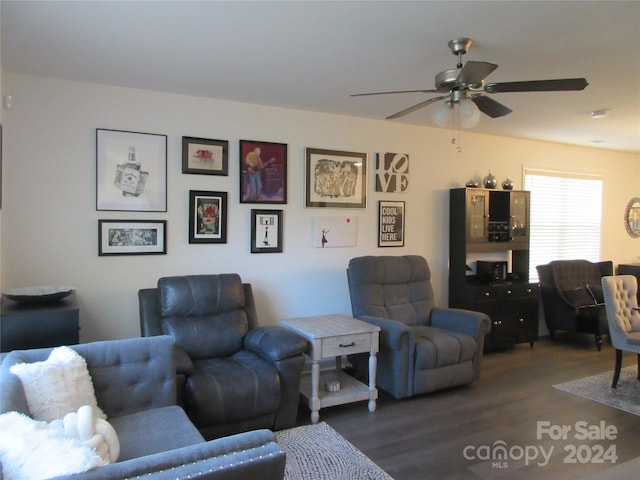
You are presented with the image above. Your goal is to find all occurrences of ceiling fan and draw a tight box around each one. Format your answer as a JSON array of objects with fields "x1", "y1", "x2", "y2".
[{"x1": 351, "y1": 38, "x2": 588, "y2": 122}]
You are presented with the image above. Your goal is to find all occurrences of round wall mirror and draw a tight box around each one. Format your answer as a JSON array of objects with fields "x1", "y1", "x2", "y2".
[{"x1": 624, "y1": 197, "x2": 640, "y2": 238}]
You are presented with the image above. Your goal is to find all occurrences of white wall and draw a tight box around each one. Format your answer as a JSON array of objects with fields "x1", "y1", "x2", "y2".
[{"x1": 2, "y1": 73, "x2": 639, "y2": 342}]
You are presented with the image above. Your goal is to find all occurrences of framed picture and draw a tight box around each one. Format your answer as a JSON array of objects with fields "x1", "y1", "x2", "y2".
[
  {"x1": 182, "y1": 136, "x2": 228, "y2": 175},
  {"x1": 189, "y1": 190, "x2": 227, "y2": 244},
  {"x1": 378, "y1": 200, "x2": 405, "y2": 247},
  {"x1": 251, "y1": 209, "x2": 283, "y2": 253},
  {"x1": 376, "y1": 152, "x2": 409, "y2": 193},
  {"x1": 305, "y1": 147, "x2": 367, "y2": 208},
  {"x1": 239, "y1": 140, "x2": 287, "y2": 204},
  {"x1": 98, "y1": 220, "x2": 167, "y2": 256},
  {"x1": 96, "y1": 129, "x2": 167, "y2": 212}
]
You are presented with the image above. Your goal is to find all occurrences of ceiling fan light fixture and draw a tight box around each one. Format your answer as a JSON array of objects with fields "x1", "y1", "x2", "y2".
[
  {"x1": 459, "y1": 98, "x2": 481, "y2": 128},
  {"x1": 431, "y1": 101, "x2": 453, "y2": 126}
]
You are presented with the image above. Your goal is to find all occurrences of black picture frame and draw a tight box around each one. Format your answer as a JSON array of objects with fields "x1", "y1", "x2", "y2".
[
  {"x1": 378, "y1": 200, "x2": 405, "y2": 247},
  {"x1": 98, "y1": 219, "x2": 167, "y2": 256},
  {"x1": 239, "y1": 140, "x2": 287, "y2": 204},
  {"x1": 189, "y1": 190, "x2": 227, "y2": 244},
  {"x1": 305, "y1": 147, "x2": 367, "y2": 208},
  {"x1": 251, "y1": 209, "x2": 283, "y2": 253},
  {"x1": 96, "y1": 128, "x2": 167, "y2": 212},
  {"x1": 182, "y1": 136, "x2": 229, "y2": 175}
]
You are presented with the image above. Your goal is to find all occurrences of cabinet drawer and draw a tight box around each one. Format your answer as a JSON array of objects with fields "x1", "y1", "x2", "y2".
[
  {"x1": 472, "y1": 283, "x2": 538, "y2": 301},
  {"x1": 321, "y1": 333, "x2": 372, "y2": 357}
]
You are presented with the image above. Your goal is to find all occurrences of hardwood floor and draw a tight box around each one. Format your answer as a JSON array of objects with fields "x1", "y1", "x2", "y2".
[{"x1": 293, "y1": 334, "x2": 640, "y2": 479}]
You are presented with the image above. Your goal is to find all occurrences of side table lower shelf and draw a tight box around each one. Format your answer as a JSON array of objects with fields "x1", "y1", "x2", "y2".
[{"x1": 300, "y1": 369, "x2": 377, "y2": 411}]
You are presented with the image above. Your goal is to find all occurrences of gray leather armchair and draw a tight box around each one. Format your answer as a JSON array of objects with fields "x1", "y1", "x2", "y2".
[
  {"x1": 139, "y1": 274, "x2": 306, "y2": 440},
  {"x1": 536, "y1": 259, "x2": 612, "y2": 350},
  {"x1": 347, "y1": 255, "x2": 491, "y2": 399}
]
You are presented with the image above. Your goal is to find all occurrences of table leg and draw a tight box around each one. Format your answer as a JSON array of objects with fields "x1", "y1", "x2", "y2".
[
  {"x1": 368, "y1": 351, "x2": 377, "y2": 413},
  {"x1": 310, "y1": 359, "x2": 320, "y2": 424}
]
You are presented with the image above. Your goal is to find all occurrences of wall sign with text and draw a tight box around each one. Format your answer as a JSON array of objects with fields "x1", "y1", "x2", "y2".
[
  {"x1": 375, "y1": 152, "x2": 409, "y2": 193},
  {"x1": 378, "y1": 200, "x2": 405, "y2": 247}
]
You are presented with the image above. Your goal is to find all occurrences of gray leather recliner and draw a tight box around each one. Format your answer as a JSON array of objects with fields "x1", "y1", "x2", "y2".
[
  {"x1": 139, "y1": 274, "x2": 306, "y2": 440},
  {"x1": 347, "y1": 255, "x2": 491, "y2": 399},
  {"x1": 536, "y1": 259, "x2": 612, "y2": 350}
]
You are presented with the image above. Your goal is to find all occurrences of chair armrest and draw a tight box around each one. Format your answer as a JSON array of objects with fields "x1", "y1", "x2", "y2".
[
  {"x1": 173, "y1": 344, "x2": 193, "y2": 376},
  {"x1": 53, "y1": 429, "x2": 285, "y2": 480},
  {"x1": 358, "y1": 315, "x2": 413, "y2": 351},
  {"x1": 245, "y1": 325, "x2": 307, "y2": 362},
  {"x1": 431, "y1": 307, "x2": 491, "y2": 338}
]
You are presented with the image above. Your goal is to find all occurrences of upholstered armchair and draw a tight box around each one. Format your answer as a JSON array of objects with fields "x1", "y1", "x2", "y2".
[
  {"x1": 138, "y1": 274, "x2": 306, "y2": 440},
  {"x1": 346, "y1": 255, "x2": 491, "y2": 399},
  {"x1": 601, "y1": 275, "x2": 640, "y2": 388},
  {"x1": 537, "y1": 260, "x2": 613, "y2": 350}
]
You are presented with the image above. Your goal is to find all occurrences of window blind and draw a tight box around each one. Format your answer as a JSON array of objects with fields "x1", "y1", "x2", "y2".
[{"x1": 524, "y1": 170, "x2": 603, "y2": 282}]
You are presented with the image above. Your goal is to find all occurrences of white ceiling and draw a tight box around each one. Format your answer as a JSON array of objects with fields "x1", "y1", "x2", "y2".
[{"x1": 2, "y1": 1, "x2": 639, "y2": 153}]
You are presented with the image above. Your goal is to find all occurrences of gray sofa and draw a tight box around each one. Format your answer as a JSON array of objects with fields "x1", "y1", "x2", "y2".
[{"x1": 0, "y1": 336, "x2": 285, "y2": 480}]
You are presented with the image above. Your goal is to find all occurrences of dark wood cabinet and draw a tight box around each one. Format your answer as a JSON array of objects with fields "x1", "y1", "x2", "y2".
[
  {"x1": 449, "y1": 188, "x2": 538, "y2": 351},
  {"x1": 0, "y1": 293, "x2": 79, "y2": 352}
]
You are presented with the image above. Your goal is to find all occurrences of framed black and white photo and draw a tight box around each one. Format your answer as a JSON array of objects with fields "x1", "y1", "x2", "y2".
[
  {"x1": 96, "y1": 129, "x2": 167, "y2": 212},
  {"x1": 182, "y1": 136, "x2": 228, "y2": 175},
  {"x1": 305, "y1": 148, "x2": 366, "y2": 208},
  {"x1": 378, "y1": 200, "x2": 405, "y2": 247},
  {"x1": 189, "y1": 190, "x2": 227, "y2": 244},
  {"x1": 250, "y1": 209, "x2": 283, "y2": 253},
  {"x1": 240, "y1": 140, "x2": 287, "y2": 204},
  {"x1": 98, "y1": 220, "x2": 167, "y2": 256}
]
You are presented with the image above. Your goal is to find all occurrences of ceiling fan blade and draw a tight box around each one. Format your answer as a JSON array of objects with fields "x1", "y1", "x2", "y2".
[
  {"x1": 485, "y1": 78, "x2": 588, "y2": 93},
  {"x1": 456, "y1": 61, "x2": 498, "y2": 85},
  {"x1": 351, "y1": 89, "x2": 439, "y2": 97},
  {"x1": 386, "y1": 95, "x2": 449, "y2": 120},
  {"x1": 471, "y1": 95, "x2": 512, "y2": 118}
]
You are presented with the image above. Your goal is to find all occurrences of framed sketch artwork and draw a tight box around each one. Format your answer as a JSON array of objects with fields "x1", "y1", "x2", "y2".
[
  {"x1": 96, "y1": 129, "x2": 167, "y2": 212},
  {"x1": 305, "y1": 148, "x2": 366, "y2": 209},
  {"x1": 182, "y1": 136, "x2": 228, "y2": 175},
  {"x1": 98, "y1": 220, "x2": 167, "y2": 256},
  {"x1": 250, "y1": 209, "x2": 283, "y2": 253},
  {"x1": 189, "y1": 190, "x2": 227, "y2": 244}
]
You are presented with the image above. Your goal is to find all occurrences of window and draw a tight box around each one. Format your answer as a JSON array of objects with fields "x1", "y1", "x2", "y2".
[{"x1": 524, "y1": 169, "x2": 603, "y2": 282}]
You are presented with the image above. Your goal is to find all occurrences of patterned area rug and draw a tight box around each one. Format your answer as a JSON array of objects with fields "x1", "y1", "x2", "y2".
[
  {"x1": 275, "y1": 422, "x2": 393, "y2": 480},
  {"x1": 553, "y1": 366, "x2": 640, "y2": 416}
]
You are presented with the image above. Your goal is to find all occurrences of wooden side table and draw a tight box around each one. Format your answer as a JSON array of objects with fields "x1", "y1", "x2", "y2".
[{"x1": 281, "y1": 314, "x2": 379, "y2": 424}]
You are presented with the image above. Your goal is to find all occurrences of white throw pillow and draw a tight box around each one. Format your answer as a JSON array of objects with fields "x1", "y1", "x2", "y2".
[
  {"x1": 0, "y1": 411, "x2": 106, "y2": 480},
  {"x1": 9, "y1": 346, "x2": 106, "y2": 422}
]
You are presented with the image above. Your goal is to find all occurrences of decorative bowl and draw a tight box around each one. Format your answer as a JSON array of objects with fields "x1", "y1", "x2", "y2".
[{"x1": 2, "y1": 286, "x2": 75, "y2": 304}]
